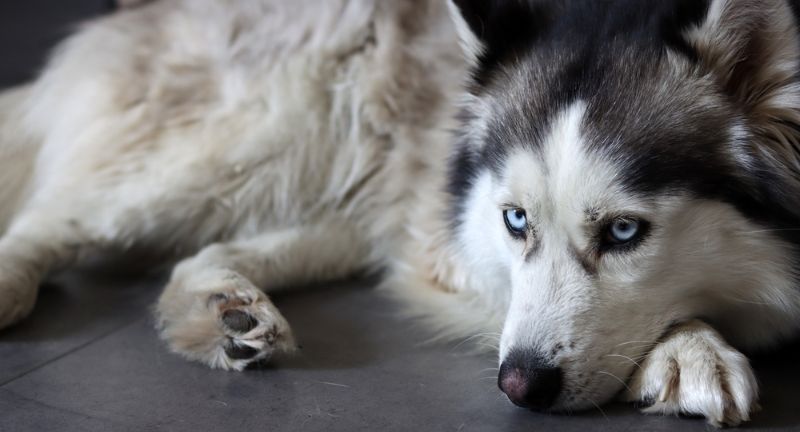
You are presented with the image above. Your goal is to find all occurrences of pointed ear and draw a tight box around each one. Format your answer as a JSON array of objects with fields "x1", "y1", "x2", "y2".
[
  {"x1": 687, "y1": 0, "x2": 800, "y2": 211},
  {"x1": 448, "y1": 0, "x2": 545, "y2": 73},
  {"x1": 447, "y1": 0, "x2": 488, "y2": 64},
  {"x1": 686, "y1": 0, "x2": 800, "y2": 144}
]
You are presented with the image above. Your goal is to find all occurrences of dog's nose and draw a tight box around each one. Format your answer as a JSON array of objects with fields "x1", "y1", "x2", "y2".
[{"x1": 498, "y1": 353, "x2": 562, "y2": 410}]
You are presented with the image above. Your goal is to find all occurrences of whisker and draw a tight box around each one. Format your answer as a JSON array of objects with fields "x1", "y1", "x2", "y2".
[
  {"x1": 604, "y1": 354, "x2": 642, "y2": 370},
  {"x1": 614, "y1": 340, "x2": 654, "y2": 348},
  {"x1": 451, "y1": 333, "x2": 500, "y2": 351},
  {"x1": 596, "y1": 370, "x2": 632, "y2": 393},
  {"x1": 475, "y1": 342, "x2": 500, "y2": 351},
  {"x1": 588, "y1": 398, "x2": 609, "y2": 421}
]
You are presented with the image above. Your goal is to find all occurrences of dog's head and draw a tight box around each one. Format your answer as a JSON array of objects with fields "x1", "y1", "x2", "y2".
[{"x1": 448, "y1": 0, "x2": 800, "y2": 411}]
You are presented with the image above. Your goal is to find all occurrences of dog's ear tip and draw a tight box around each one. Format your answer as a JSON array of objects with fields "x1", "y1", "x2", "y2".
[
  {"x1": 447, "y1": 0, "x2": 489, "y2": 64},
  {"x1": 688, "y1": 0, "x2": 800, "y2": 199},
  {"x1": 448, "y1": 0, "x2": 546, "y2": 70},
  {"x1": 687, "y1": 0, "x2": 800, "y2": 115},
  {"x1": 449, "y1": 0, "x2": 478, "y2": 11}
]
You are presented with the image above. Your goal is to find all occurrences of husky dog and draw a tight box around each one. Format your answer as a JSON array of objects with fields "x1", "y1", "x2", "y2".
[{"x1": 1, "y1": 0, "x2": 799, "y2": 427}]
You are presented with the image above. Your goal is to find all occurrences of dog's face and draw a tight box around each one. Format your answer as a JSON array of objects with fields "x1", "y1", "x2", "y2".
[{"x1": 449, "y1": 0, "x2": 800, "y2": 411}]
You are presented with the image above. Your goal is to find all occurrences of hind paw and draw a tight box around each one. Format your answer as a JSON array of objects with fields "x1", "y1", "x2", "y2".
[
  {"x1": 158, "y1": 271, "x2": 295, "y2": 371},
  {"x1": 627, "y1": 320, "x2": 759, "y2": 427}
]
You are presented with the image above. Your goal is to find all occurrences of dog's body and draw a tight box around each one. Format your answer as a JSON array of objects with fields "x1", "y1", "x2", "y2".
[
  {"x1": 0, "y1": 0, "x2": 465, "y2": 363},
  {"x1": 2, "y1": 0, "x2": 800, "y2": 427}
]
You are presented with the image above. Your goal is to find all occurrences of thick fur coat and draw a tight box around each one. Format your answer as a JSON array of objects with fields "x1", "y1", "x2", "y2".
[{"x1": 2, "y1": 0, "x2": 800, "y2": 427}]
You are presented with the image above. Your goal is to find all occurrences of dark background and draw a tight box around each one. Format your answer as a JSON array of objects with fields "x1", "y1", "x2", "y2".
[
  {"x1": 0, "y1": 3, "x2": 799, "y2": 431},
  {"x1": 0, "y1": 1, "x2": 111, "y2": 85}
]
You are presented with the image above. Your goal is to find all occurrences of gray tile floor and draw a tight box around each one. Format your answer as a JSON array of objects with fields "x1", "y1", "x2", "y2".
[
  {"x1": 2, "y1": 273, "x2": 800, "y2": 432},
  {"x1": 2, "y1": 3, "x2": 800, "y2": 431}
]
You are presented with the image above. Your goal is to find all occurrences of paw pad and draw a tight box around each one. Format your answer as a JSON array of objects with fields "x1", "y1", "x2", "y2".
[
  {"x1": 222, "y1": 309, "x2": 258, "y2": 333},
  {"x1": 224, "y1": 340, "x2": 260, "y2": 360}
]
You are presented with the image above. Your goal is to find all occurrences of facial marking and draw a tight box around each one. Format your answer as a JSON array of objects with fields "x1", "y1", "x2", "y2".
[
  {"x1": 569, "y1": 244, "x2": 597, "y2": 276},
  {"x1": 495, "y1": 100, "x2": 666, "y2": 407},
  {"x1": 524, "y1": 238, "x2": 541, "y2": 263},
  {"x1": 500, "y1": 101, "x2": 635, "y2": 259},
  {"x1": 585, "y1": 207, "x2": 600, "y2": 223}
]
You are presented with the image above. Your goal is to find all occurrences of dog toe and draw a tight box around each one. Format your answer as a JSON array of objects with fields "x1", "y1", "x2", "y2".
[
  {"x1": 158, "y1": 275, "x2": 295, "y2": 371},
  {"x1": 629, "y1": 320, "x2": 758, "y2": 427}
]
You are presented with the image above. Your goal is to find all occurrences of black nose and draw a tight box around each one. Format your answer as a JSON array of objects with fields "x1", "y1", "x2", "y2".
[{"x1": 498, "y1": 351, "x2": 562, "y2": 410}]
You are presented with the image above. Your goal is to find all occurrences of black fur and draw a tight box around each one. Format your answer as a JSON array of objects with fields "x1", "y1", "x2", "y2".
[
  {"x1": 451, "y1": 0, "x2": 550, "y2": 87},
  {"x1": 446, "y1": 111, "x2": 481, "y2": 228},
  {"x1": 447, "y1": 0, "x2": 800, "y2": 247},
  {"x1": 448, "y1": 0, "x2": 715, "y2": 218},
  {"x1": 452, "y1": 0, "x2": 710, "y2": 89}
]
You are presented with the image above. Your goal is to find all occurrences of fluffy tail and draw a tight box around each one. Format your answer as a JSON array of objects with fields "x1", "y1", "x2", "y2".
[{"x1": 0, "y1": 85, "x2": 38, "y2": 234}]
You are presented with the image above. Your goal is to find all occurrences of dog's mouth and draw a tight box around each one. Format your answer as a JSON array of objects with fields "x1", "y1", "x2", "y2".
[{"x1": 495, "y1": 309, "x2": 679, "y2": 413}]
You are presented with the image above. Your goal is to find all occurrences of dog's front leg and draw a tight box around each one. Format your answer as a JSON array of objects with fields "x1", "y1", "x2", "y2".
[
  {"x1": 626, "y1": 319, "x2": 759, "y2": 427},
  {"x1": 156, "y1": 222, "x2": 370, "y2": 370},
  {"x1": 0, "y1": 213, "x2": 89, "y2": 329}
]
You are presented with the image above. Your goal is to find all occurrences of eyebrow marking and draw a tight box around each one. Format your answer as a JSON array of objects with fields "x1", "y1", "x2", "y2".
[
  {"x1": 585, "y1": 207, "x2": 601, "y2": 223},
  {"x1": 570, "y1": 244, "x2": 597, "y2": 276},
  {"x1": 524, "y1": 232, "x2": 541, "y2": 263}
]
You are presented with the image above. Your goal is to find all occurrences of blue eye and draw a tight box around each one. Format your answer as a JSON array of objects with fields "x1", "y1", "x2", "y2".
[
  {"x1": 504, "y1": 208, "x2": 528, "y2": 236},
  {"x1": 607, "y1": 218, "x2": 641, "y2": 244}
]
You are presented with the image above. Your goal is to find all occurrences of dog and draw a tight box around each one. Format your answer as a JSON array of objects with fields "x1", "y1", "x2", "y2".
[{"x1": 1, "y1": 0, "x2": 799, "y2": 427}]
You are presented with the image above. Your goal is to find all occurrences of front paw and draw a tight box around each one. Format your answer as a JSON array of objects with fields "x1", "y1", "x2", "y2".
[
  {"x1": 157, "y1": 271, "x2": 296, "y2": 371},
  {"x1": 208, "y1": 288, "x2": 296, "y2": 368},
  {"x1": 627, "y1": 320, "x2": 759, "y2": 427}
]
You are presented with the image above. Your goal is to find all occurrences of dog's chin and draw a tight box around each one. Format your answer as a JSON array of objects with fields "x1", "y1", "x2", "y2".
[
  {"x1": 511, "y1": 396, "x2": 616, "y2": 416},
  {"x1": 548, "y1": 379, "x2": 629, "y2": 413},
  {"x1": 544, "y1": 397, "x2": 610, "y2": 415}
]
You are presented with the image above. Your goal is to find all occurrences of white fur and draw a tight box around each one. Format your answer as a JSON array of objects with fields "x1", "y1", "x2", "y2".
[
  {"x1": 1, "y1": 1, "x2": 799, "y2": 428},
  {"x1": 446, "y1": 1, "x2": 485, "y2": 65},
  {"x1": 450, "y1": 101, "x2": 799, "y2": 425},
  {"x1": 0, "y1": 0, "x2": 465, "y2": 347},
  {"x1": 627, "y1": 320, "x2": 759, "y2": 428}
]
